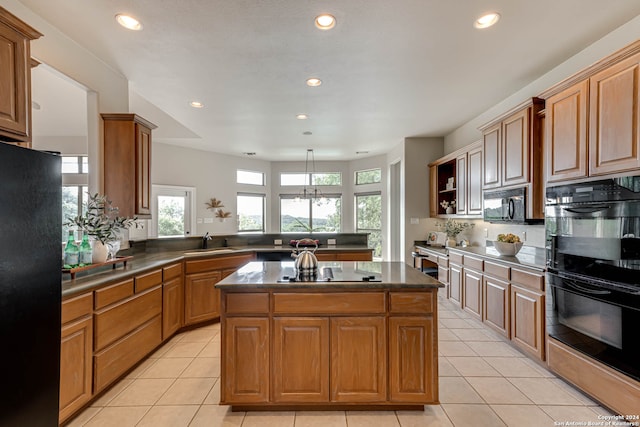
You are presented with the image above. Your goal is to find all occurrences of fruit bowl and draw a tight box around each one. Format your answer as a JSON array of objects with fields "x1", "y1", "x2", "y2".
[{"x1": 493, "y1": 241, "x2": 523, "y2": 256}]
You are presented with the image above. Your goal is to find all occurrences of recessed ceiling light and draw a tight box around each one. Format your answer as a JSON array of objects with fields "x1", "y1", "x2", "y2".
[
  {"x1": 243, "y1": 152, "x2": 257, "y2": 156},
  {"x1": 296, "y1": 114, "x2": 309, "y2": 120},
  {"x1": 474, "y1": 12, "x2": 500, "y2": 29},
  {"x1": 315, "y1": 14, "x2": 336, "y2": 30},
  {"x1": 115, "y1": 14, "x2": 143, "y2": 31},
  {"x1": 190, "y1": 101, "x2": 204, "y2": 108},
  {"x1": 306, "y1": 78, "x2": 322, "y2": 87},
  {"x1": 303, "y1": 131, "x2": 313, "y2": 135},
  {"x1": 356, "y1": 151, "x2": 369, "y2": 155}
]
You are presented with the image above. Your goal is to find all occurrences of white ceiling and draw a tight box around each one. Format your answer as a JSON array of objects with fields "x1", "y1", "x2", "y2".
[{"x1": 21, "y1": 0, "x2": 640, "y2": 160}]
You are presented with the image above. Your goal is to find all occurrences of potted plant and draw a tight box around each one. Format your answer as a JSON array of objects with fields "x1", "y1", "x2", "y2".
[
  {"x1": 65, "y1": 193, "x2": 138, "y2": 263},
  {"x1": 442, "y1": 218, "x2": 473, "y2": 247}
]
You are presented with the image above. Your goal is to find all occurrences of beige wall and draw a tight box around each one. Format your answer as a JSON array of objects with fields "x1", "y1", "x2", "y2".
[{"x1": 443, "y1": 14, "x2": 640, "y2": 154}]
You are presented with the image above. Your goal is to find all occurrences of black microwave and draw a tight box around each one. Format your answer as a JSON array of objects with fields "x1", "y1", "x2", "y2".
[{"x1": 483, "y1": 187, "x2": 543, "y2": 224}]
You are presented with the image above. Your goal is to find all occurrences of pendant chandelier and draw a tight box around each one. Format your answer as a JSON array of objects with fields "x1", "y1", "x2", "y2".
[{"x1": 297, "y1": 148, "x2": 324, "y2": 200}]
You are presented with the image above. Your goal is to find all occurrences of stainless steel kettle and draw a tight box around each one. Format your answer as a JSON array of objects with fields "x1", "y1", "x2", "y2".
[{"x1": 291, "y1": 238, "x2": 319, "y2": 278}]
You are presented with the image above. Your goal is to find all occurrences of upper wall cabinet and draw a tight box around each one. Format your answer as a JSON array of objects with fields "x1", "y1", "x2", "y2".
[
  {"x1": 542, "y1": 41, "x2": 640, "y2": 184},
  {"x1": 429, "y1": 141, "x2": 482, "y2": 218},
  {"x1": 479, "y1": 98, "x2": 544, "y2": 190},
  {"x1": 102, "y1": 114, "x2": 157, "y2": 219},
  {"x1": 0, "y1": 8, "x2": 42, "y2": 146}
]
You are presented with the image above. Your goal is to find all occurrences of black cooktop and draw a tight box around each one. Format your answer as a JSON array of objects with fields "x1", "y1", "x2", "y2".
[{"x1": 278, "y1": 266, "x2": 381, "y2": 283}]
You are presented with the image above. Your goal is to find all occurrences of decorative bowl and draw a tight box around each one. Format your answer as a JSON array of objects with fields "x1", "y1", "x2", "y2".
[{"x1": 493, "y1": 241, "x2": 523, "y2": 256}]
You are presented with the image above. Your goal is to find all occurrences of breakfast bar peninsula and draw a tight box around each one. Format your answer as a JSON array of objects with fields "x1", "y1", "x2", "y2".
[{"x1": 216, "y1": 261, "x2": 443, "y2": 410}]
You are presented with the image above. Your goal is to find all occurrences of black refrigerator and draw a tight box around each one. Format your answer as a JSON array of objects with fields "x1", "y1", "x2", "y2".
[{"x1": 0, "y1": 143, "x2": 61, "y2": 426}]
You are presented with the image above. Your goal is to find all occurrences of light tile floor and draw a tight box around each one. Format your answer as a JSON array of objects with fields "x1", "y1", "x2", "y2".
[{"x1": 67, "y1": 292, "x2": 615, "y2": 427}]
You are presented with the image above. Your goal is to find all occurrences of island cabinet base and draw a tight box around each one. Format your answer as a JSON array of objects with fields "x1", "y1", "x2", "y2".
[{"x1": 219, "y1": 288, "x2": 440, "y2": 409}]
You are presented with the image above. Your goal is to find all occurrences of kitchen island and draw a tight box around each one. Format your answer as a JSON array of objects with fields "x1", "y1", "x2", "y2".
[{"x1": 216, "y1": 261, "x2": 443, "y2": 410}]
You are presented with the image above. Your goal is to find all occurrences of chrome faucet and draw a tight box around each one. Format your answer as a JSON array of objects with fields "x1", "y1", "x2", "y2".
[{"x1": 202, "y1": 232, "x2": 212, "y2": 249}]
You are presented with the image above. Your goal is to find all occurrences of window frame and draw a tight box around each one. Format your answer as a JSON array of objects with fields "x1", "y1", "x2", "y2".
[
  {"x1": 149, "y1": 184, "x2": 196, "y2": 238},
  {"x1": 279, "y1": 193, "x2": 342, "y2": 233},
  {"x1": 355, "y1": 191, "x2": 382, "y2": 259},
  {"x1": 237, "y1": 169, "x2": 265, "y2": 186},
  {"x1": 355, "y1": 168, "x2": 382, "y2": 185},
  {"x1": 237, "y1": 192, "x2": 266, "y2": 233}
]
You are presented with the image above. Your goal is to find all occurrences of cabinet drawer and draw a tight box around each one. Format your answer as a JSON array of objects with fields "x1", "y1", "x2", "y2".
[
  {"x1": 62, "y1": 292, "x2": 93, "y2": 325},
  {"x1": 273, "y1": 292, "x2": 386, "y2": 314},
  {"x1": 94, "y1": 279, "x2": 134, "y2": 309},
  {"x1": 94, "y1": 287, "x2": 162, "y2": 351},
  {"x1": 225, "y1": 292, "x2": 269, "y2": 315},
  {"x1": 438, "y1": 256, "x2": 449, "y2": 268},
  {"x1": 449, "y1": 252, "x2": 463, "y2": 265},
  {"x1": 135, "y1": 269, "x2": 162, "y2": 293},
  {"x1": 511, "y1": 268, "x2": 544, "y2": 292},
  {"x1": 463, "y1": 255, "x2": 483, "y2": 271},
  {"x1": 389, "y1": 292, "x2": 434, "y2": 314},
  {"x1": 163, "y1": 262, "x2": 183, "y2": 281},
  {"x1": 484, "y1": 261, "x2": 510, "y2": 280},
  {"x1": 93, "y1": 315, "x2": 162, "y2": 392},
  {"x1": 185, "y1": 253, "x2": 254, "y2": 274}
]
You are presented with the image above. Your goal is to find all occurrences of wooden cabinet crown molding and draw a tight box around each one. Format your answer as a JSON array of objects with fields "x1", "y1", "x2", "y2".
[
  {"x1": 0, "y1": 8, "x2": 43, "y2": 39},
  {"x1": 539, "y1": 39, "x2": 640, "y2": 100},
  {"x1": 100, "y1": 113, "x2": 158, "y2": 130},
  {"x1": 478, "y1": 97, "x2": 544, "y2": 132}
]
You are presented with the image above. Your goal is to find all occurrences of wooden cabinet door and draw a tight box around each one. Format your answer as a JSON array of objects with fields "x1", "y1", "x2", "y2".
[
  {"x1": 223, "y1": 317, "x2": 269, "y2": 403},
  {"x1": 429, "y1": 165, "x2": 438, "y2": 218},
  {"x1": 462, "y1": 269, "x2": 482, "y2": 319},
  {"x1": 589, "y1": 52, "x2": 640, "y2": 176},
  {"x1": 162, "y1": 276, "x2": 183, "y2": 340},
  {"x1": 330, "y1": 317, "x2": 386, "y2": 402},
  {"x1": 389, "y1": 316, "x2": 436, "y2": 403},
  {"x1": 545, "y1": 79, "x2": 589, "y2": 183},
  {"x1": 502, "y1": 108, "x2": 530, "y2": 187},
  {"x1": 0, "y1": 18, "x2": 39, "y2": 144},
  {"x1": 456, "y1": 153, "x2": 467, "y2": 214},
  {"x1": 135, "y1": 123, "x2": 152, "y2": 216},
  {"x1": 272, "y1": 317, "x2": 329, "y2": 403},
  {"x1": 59, "y1": 316, "x2": 93, "y2": 423},
  {"x1": 449, "y1": 264, "x2": 462, "y2": 306},
  {"x1": 483, "y1": 276, "x2": 510, "y2": 338},
  {"x1": 184, "y1": 271, "x2": 222, "y2": 325},
  {"x1": 510, "y1": 284, "x2": 545, "y2": 360},
  {"x1": 482, "y1": 123, "x2": 501, "y2": 189},
  {"x1": 467, "y1": 145, "x2": 483, "y2": 214}
]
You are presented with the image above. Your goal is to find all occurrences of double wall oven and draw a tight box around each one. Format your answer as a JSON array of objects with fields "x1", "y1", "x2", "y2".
[{"x1": 546, "y1": 176, "x2": 640, "y2": 382}]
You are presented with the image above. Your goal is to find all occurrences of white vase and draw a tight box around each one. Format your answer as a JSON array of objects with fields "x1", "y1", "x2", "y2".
[
  {"x1": 92, "y1": 241, "x2": 109, "y2": 263},
  {"x1": 445, "y1": 236, "x2": 457, "y2": 247},
  {"x1": 446, "y1": 206, "x2": 453, "y2": 214}
]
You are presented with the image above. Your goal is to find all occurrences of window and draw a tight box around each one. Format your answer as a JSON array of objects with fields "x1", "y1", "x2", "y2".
[
  {"x1": 355, "y1": 168, "x2": 381, "y2": 185},
  {"x1": 151, "y1": 185, "x2": 195, "y2": 238},
  {"x1": 237, "y1": 193, "x2": 265, "y2": 232},
  {"x1": 237, "y1": 170, "x2": 264, "y2": 186},
  {"x1": 61, "y1": 156, "x2": 89, "y2": 241},
  {"x1": 280, "y1": 195, "x2": 341, "y2": 232},
  {"x1": 280, "y1": 172, "x2": 342, "y2": 186},
  {"x1": 356, "y1": 192, "x2": 382, "y2": 259}
]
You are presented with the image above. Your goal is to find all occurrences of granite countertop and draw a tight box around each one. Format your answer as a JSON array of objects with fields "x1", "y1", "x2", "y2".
[
  {"x1": 61, "y1": 245, "x2": 372, "y2": 297},
  {"x1": 414, "y1": 242, "x2": 546, "y2": 270},
  {"x1": 215, "y1": 261, "x2": 444, "y2": 290}
]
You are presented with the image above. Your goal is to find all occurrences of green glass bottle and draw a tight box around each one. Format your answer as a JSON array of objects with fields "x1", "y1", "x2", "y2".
[
  {"x1": 78, "y1": 231, "x2": 93, "y2": 266},
  {"x1": 63, "y1": 230, "x2": 79, "y2": 268}
]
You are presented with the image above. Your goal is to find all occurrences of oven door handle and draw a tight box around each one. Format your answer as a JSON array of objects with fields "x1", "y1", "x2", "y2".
[
  {"x1": 562, "y1": 205, "x2": 611, "y2": 214},
  {"x1": 565, "y1": 280, "x2": 611, "y2": 295}
]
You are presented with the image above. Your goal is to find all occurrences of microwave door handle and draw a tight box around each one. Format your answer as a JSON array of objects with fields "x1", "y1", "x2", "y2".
[
  {"x1": 565, "y1": 280, "x2": 611, "y2": 295},
  {"x1": 562, "y1": 205, "x2": 611, "y2": 215},
  {"x1": 508, "y1": 199, "x2": 515, "y2": 219}
]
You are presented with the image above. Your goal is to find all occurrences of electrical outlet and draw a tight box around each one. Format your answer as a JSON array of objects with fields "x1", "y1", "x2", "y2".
[
  {"x1": 328, "y1": 238, "x2": 337, "y2": 245},
  {"x1": 274, "y1": 239, "x2": 282, "y2": 245},
  {"x1": 484, "y1": 228, "x2": 488, "y2": 238},
  {"x1": 410, "y1": 217, "x2": 419, "y2": 225},
  {"x1": 204, "y1": 217, "x2": 213, "y2": 224},
  {"x1": 196, "y1": 218, "x2": 203, "y2": 224}
]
